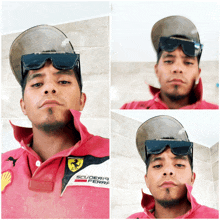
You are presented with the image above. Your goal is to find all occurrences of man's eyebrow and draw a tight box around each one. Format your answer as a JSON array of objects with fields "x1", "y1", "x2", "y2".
[
  {"x1": 27, "y1": 73, "x2": 44, "y2": 82},
  {"x1": 173, "y1": 155, "x2": 188, "y2": 160},
  {"x1": 55, "y1": 69, "x2": 74, "y2": 76},
  {"x1": 162, "y1": 54, "x2": 175, "y2": 59},
  {"x1": 150, "y1": 156, "x2": 164, "y2": 163},
  {"x1": 183, "y1": 55, "x2": 196, "y2": 60}
]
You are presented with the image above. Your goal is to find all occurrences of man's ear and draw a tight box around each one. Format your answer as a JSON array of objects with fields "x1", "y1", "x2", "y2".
[
  {"x1": 154, "y1": 64, "x2": 159, "y2": 79},
  {"x1": 144, "y1": 174, "x2": 150, "y2": 188},
  {"x1": 190, "y1": 172, "x2": 196, "y2": 186},
  {"x1": 79, "y1": 92, "x2": 86, "y2": 111},
  {"x1": 197, "y1": 68, "x2": 201, "y2": 81},
  {"x1": 195, "y1": 68, "x2": 201, "y2": 85},
  {"x1": 20, "y1": 98, "x2": 27, "y2": 115}
]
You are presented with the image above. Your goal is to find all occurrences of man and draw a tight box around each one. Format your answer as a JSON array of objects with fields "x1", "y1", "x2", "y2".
[
  {"x1": 121, "y1": 16, "x2": 218, "y2": 109},
  {"x1": 1, "y1": 25, "x2": 109, "y2": 218},
  {"x1": 128, "y1": 115, "x2": 219, "y2": 219}
]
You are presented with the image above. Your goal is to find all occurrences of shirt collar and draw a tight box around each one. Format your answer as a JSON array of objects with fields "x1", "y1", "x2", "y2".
[
  {"x1": 149, "y1": 78, "x2": 203, "y2": 102},
  {"x1": 10, "y1": 109, "x2": 90, "y2": 147},
  {"x1": 141, "y1": 184, "x2": 200, "y2": 218}
]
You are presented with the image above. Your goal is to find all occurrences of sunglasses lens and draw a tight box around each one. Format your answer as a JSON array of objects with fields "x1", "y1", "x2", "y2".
[
  {"x1": 52, "y1": 54, "x2": 79, "y2": 69},
  {"x1": 171, "y1": 142, "x2": 192, "y2": 155},
  {"x1": 160, "y1": 37, "x2": 179, "y2": 52},
  {"x1": 146, "y1": 140, "x2": 166, "y2": 154},
  {"x1": 181, "y1": 41, "x2": 195, "y2": 56},
  {"x1": 22, "y1": 54, "x2": 47, "y2": 69}
]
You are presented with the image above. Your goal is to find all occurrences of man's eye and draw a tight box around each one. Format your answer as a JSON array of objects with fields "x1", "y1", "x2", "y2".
[
  {"x1": 59, "y1": 81, "x2": 70, "y2": 84},
  {"x1": 153, "y1": 165, "x2": 162, "y2": 169},
  {"x1": 175, "y1": 164, "x2": 185, "y2": 168},
  {"x1": 31, "y1": 83, "x2": 42, "y2": 88},
  {"x1": 164, "y1": 60, "x2": 173, "y2": 64},
  {"x1": 185, "y1": 61, "x2": 193, "y2": 65}
]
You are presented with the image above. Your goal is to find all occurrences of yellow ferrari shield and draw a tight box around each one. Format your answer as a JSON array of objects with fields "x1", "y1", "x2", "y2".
[{"x1": 68, "y1": 158, "x2": 84, "y2": 172}]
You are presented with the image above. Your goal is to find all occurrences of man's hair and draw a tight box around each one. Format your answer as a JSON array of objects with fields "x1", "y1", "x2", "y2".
[
  {"x1": 21, "y1": 63, "x2": 82, "y2": 98},
  {"x1": 156, "y1": 35, "x2": 201, "y2": 64}
]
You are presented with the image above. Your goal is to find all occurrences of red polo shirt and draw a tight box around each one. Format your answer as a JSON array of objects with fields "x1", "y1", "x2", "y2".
[
  {"x1": 127, "y1": 184, "x2": 219, "y2": 219},
  {"x1": 121, "y1": 79, "x2": 219, "y2": 109},
  {"x1": 2, "y1": 110, "x2": 109, "y2": 219}
]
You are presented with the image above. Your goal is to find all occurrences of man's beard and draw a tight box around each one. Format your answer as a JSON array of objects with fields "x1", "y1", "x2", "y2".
[
  {"x1": 36, "y1": 108, "x2": 70, "y2": 134},
  {"x1": 37, "y1": 121, "x2": 66, "y2": 134},
  {"x1": 165, "y1": 85, "x2": 189, "y2": 101},
  {"x1": 156, "y1": 188, "x2": 187, "y2": 208}
]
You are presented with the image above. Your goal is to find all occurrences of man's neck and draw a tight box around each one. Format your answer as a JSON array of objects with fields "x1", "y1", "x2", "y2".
[
  {"x1": 160, "y1": 92, "x2": 191, "y2": 109},
  {"x1": 31, "y1": 123, "x2": 80, "y2": 162},
  {"x1": 154, "y1": 198, "x2": 191, "y2": 219}
]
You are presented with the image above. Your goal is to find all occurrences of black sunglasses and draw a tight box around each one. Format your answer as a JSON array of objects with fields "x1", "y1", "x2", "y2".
[
  {"x1": 21, "y1": 52, "x2": 80, "y2": 80},
  {"x1": 145, "y1": 139, "x2": 193, "y2": 164},
  {"x1": 159, "y1": 36, "x2": 203, "y2": 57}
]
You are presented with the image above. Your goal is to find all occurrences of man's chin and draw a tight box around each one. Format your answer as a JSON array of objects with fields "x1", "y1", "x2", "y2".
[
  {"x1": 36, "y1": 121, "x2": 66, "y2": 134},
  {"x1": 156, "y1": 198, "x2": 182, "y2": 208},
  {"x1": 165, "y1": 92, "x2": 188, "y2": 101}
]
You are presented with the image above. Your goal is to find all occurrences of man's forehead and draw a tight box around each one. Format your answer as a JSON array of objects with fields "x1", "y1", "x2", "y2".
[
  {"x1": 162, "y1": 50, "x2": 196, "y2": 60},
  {"x1": 150, "y1": 149, "x2": 188, "y2": 162},
  {"x1": 26, "y1": 69, "x2": 75, "y2": 83}
]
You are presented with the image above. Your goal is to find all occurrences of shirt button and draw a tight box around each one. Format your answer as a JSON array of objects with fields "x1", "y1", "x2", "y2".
[{"x1": 36, "y1": 160, "x2": 41, "y2": 167}]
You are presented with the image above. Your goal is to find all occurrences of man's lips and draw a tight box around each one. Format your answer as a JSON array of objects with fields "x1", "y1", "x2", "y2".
[
  {"x1": 40, "y1": 100, "x2": 61, "y2": 108},
  {"x1": 160, "y1": 181, "x2": 177, "y2": 188},
  {"x1": 168, "y1": 79, "x2": 185, "y2": 84}
]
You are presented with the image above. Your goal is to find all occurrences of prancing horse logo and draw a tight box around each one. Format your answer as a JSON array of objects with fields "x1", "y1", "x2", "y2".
[{"x1": 68, "y1": 158, "x2": 84, "y2": 172}]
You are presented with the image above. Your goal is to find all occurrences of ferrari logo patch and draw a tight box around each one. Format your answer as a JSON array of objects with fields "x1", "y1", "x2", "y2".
[
  {"x1": 68, "y1": 158, "x2": 84, "y2": 172},
  {"x1": 1, "y1": 170, "x2": 13, "y2": 193}
]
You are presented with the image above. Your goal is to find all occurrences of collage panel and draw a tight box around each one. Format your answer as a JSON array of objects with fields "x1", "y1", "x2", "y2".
[
  {"x1": 1, "y1": 2, "x2": 110, "y2": 219},
  {"x1": 111, "y1": 1, "x2": 219, "y2": 110},
  {"x1": 111, "y1": 110, "x2": 219, "y2": 218}
]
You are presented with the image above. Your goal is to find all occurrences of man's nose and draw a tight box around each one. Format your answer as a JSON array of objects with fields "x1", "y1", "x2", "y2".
[
  {"x1": 171, "y1": 62, "x2": 183, "y2": 74},
  {"x1": 163, "y1": 165, "x2": 175, "y2": 176},
  {"x1": 43, "y1": 82, "x2": 57, "y2": 95}
]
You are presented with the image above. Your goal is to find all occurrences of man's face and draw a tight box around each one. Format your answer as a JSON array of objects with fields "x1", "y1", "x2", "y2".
[
  {"x1": 145, "y1": 147, "x2": 195, "y2": 206},
  {"x1": 154, "y1": 47, "x2": 201, "y2": 100},
  {"x1": 20, "y1": 61, "x2": 86, "y2": 131}
]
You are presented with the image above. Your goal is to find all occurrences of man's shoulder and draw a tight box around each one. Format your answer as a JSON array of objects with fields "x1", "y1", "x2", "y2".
[
  {"x1": 120, "y1": 100, "x2": 152, "y2": 109},
  {"x1": 2, "y1": 148, "x2": 24, "y2": 170},
  {"x1": 191, "y1": 204, "x2": 219, "y2": 218},
  {"x1": 89, "y1": 135, "x2": 109, "y2": 145},
  {"x1": 197, "y1": 100, "x2": 219, "y2": 109},
  {"x1": 82, "y1": 135, "x2": 109, "y2": 157},
  {"x1": 2, "y1": 148, "x2": 24, "y2": 161},
  {"x1": 127, "y1": 211, "x2": 149, "y2": 219}
]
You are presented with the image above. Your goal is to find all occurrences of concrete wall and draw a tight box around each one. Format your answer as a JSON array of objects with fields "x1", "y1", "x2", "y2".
[
  {"x1": 1, "y1": 16, "x2": 110, "y2": 153},
  {"x1": 111, "y1": 61, "x2": 219, "y2": 109},
  {"x1": 111, "y1": 111, "x2": 219, "y2": 218}
]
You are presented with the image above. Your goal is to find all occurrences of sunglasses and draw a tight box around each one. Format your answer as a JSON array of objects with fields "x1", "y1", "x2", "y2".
[
  {"x1": 145, "y1": 139, "x2": 193, "y2": 163},
  {"x1": 159, "y1": 36, "x2": 203, "y2": 57},
  {"x1": 21, "y1": 52, "x2": 80, "y2": 80}
]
